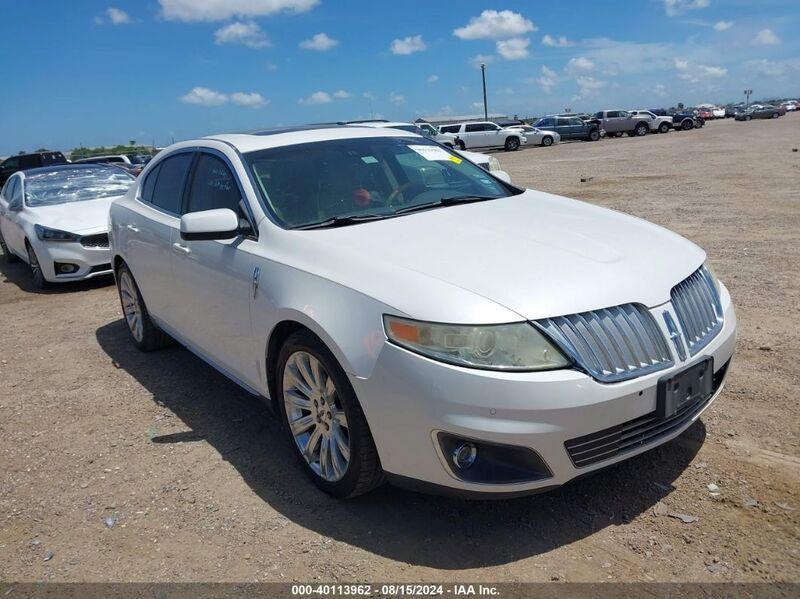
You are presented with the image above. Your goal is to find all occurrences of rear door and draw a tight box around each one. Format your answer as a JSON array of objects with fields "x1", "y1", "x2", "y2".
[
  {"x1": 169, "y1": 150, "x2": 262, "y2": 387},
  {"x1": 462, "y1": 123, "x2": 485, "y2": 148},
  {"x1": 124, "y1": 151, "x2": 194, "y2": 327}
]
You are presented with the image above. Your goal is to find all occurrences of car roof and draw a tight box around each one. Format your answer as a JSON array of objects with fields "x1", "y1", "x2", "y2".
[
  {"x1": 348, "y1": 121, "x2": 416, "y2": 128},
  {"x1": 19, "y1": 163, "x2": 120, "y2": 178},
  {"x1": 201, "y1": 125, "x2": 420, "y2": 154}
]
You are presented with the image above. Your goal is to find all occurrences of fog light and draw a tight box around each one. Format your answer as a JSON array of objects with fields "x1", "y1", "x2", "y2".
[
  {"x1": 55, "y1": 262, "x2": 79, "y2": 274},
  {"x1": 453, "y1": 442, "x2": 477, "y2": 470}
]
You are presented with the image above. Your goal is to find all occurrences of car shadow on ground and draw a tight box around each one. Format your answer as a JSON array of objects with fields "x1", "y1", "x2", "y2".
[
  {"x1": 0, "y1": 252, "x2": 114, "y2": 294},
  {"x1": 96, "y1": 318, "x2": 705, "y2": 570}
]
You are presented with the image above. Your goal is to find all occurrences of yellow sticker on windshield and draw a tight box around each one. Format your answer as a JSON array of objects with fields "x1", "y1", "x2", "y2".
[{"x1": 449, "y1": 156, "x2": 462, "y2": 164}]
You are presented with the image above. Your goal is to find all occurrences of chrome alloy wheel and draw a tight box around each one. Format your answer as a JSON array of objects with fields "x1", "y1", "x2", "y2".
[
  {"x1": 119, "y1": 270, "x2": 144, "y2": 342},
  {"x1": 283, "y1": 351, "x2": 350, "y2": 482}
]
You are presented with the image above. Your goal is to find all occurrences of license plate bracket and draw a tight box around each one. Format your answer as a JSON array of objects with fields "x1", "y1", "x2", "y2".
[{"x1": 656, "y1": 357, "x2": 714, "y2": 419}]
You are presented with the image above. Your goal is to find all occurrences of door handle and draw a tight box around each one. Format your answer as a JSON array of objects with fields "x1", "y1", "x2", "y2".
[
  {"x1": 172, "y1": 242, "x2": 191, "y2": 254},
  {"x1": 126, "y1": 224, "x2": 139, "y2": 233}
]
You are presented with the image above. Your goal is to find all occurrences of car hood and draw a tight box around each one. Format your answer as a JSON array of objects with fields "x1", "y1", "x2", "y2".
[
  {"x1": 277, "y1": 189, "x2": 705, "y2": 323},
  {"x1": 27, "y1": 196, "x2": 118, "y2": 234}
]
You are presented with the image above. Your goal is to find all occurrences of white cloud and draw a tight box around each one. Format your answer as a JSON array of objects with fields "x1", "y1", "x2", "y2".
[
  {"x1": 214, "y1": 21, "x2": 270, "y2": 48},
  {"x1": 390, "y1": 35, "x2": 426, "y2": 55},
  {"x1": 654, "y1": 83, "x2": 668, "y2": 97},
  {"x1": 158, "y1": 0, "x2": 318, "y2": 22},
  {"x1": 565, "y1": 56, "x2": 595, "y2": 74},
  {"x1": 179, "y1": 87, "x2": 229, "y2": 106},
  {"x1": 453, "y1": 9, "x2": 536, "y2": 40},
  {"x1": 469, "y1": 54, "x2": 495, "y2": 68},
  {"x1": 95, "y1": 7, "x2": 132, "y2": 25},
  {"x1": 744, "y1": 58, "x2": 800, "y2": 78},
  {"x1": 389, "y1": 92, "x2": 405, "y2": 105},
  {"x1": 541, "y1": 34, "x2": 573, "y2": 48},
  {"x1": 231, "y1": 92, "x2": 267, "y2": 108},
  {"x1": 713, "y1": 20, "x2": 733, "y2": 31},
  {"x1": 674, "y1": 58, "x2": 727, "y2": 82},
  {"x1": 662, "y1": 0, "x2": 709, "y2": 17},
  {"x1": 362, "y1": 91, "x2": 376, "y2": 101},
  {"x1": 299, "y1": 32, "x2": 338, "y2": 51},
  {"x1": 496, "y1": 37, "x2": 530, "y2": 60},
  {"x1": 573, "y1": 75, "x2": 606, "y2": 100},
  {"x1": 535, "y1": 65, "x2": 559, "y2": 93},
  {"x1": 752, "y1": 28, "x2": 781, "y2": 45},
  {"x1": 265, "y1": 62, "x2": 278, "y2": 71},
  {"x1": 298, "y1": 90, "x2": 350, "y2": 105},
  {"x1": 427, "y1": 74, "x2": 439, "y2": 83}
]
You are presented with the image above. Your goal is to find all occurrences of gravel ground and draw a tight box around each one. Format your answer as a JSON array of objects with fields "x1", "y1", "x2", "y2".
[{"x1": 1, "y1": 116, "x2": 798, "y2": 583}]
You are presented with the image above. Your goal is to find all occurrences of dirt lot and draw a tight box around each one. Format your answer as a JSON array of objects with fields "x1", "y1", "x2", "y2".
[{"x1": 1, "y1": 116, "x2": 799, "y2": 584}]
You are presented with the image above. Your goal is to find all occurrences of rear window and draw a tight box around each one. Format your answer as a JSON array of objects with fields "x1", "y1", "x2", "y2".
[
  {"x1": 40, "y1": 152, "x2": 66, "y2": 165},
  {"x1": 149, "y1": 153, "x2": 193, "y2": 214}
]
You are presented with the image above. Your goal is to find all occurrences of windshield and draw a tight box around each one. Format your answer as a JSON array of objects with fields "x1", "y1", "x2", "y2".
[
  {"x1": 25, "y1": 167, "x2": 134, "y2": 207},
  {"x1": 245, "y1": 136, "x2": 512, "y2": 229}
]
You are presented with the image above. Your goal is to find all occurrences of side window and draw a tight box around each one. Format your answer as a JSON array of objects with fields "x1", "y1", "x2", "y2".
[
  {"x1": 150, "y1": 153, "x2": 193, "y2": 214},
  {"x1": 606, "y1": 111, "x2": 619, "y2": 118},
  {"x1": 464, "y1": 124, "x2": 482, "y2": 133},
  {"x1": 18, "y1": 155, "x2": 38, "y2": 169},
  {"x1": 7, "y1": 178, "x2": 22, "y2": 210},
  {"x1": 140, "y1": 163, "x2": 161, "y2": 202},
  {"x1": 595, "y1": 112, "x2": 604, "y2": 119},
  {"x1": 556, "y1": 118, "x2": 570, "y2": 126},
  {"x1": 439, "y1": 125, "x2": 459, "y2": 134},
  {"x1": 569, "y1": 118, "x2": 583, "y2": 126},
  {"x1": 185, "y1": 153, "x2": 243, "y2": 216},
  {"x1": 2, "y1": 157, "x2": 20, "y2": 170},
  {"x1": 619, "y1": 111, "x2": 630, "y2": 118}
]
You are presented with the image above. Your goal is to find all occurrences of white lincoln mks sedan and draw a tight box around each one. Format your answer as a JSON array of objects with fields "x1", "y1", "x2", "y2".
[
  {"x1": 108, "y1": 125, "x2": 737, "y2": 498},
  {"x1": 0, "y1": 164, "x2": 134, "y2": 288}
]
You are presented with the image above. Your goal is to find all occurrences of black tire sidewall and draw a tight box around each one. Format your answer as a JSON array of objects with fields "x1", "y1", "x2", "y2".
[
  {"x1": 505, "y1": 137, "x2": 520, "y2": 151},
  {"x1": 542, "y1": 136, "x2": 553, "y2": 146},
  {"x1": 26, "y1": 243, "x2": 47, "y2": 289},
  {"x1": 276, "y1": 330, "x2": 379, "y2": 498}
]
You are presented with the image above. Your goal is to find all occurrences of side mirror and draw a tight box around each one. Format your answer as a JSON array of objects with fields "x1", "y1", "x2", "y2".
[
  {"x1": 493, "y1": 170, "x2": 512, "y2": 184},
  {"x1": 180, "y1": 208, "x2": 241, "y2": 241}
]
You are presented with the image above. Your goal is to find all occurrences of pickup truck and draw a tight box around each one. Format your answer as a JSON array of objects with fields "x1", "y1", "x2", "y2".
[
  {"x1": 438, "y1": 122, "x2": 527, "y2": 151},
  {"x1": 629, "y1": 110, "x2": 673, "y2": 133},
  {"x1": 531, "y1": 115, "x2": 602, "y2": 142},
  {"x1": 594, "y1": 110, "x2": 650, "y2": 138}
]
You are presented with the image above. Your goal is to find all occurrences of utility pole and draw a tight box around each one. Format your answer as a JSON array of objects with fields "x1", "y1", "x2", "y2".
[
  {"x1": 744, "y1": 89, "x2": 752, "y2": 109},
  {"x1": 480, "y1": 63, "x2": 488, "y2": 120}
]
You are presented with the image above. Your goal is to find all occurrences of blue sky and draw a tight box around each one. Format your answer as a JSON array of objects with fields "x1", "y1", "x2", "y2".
[{"x1": 1, "y1": 0, "x2": 798, "y2": 154}]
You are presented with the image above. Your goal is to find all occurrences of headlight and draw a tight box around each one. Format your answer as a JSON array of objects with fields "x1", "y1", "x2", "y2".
[
  {"x1": 383, "y1": 315, "x2": 570, "y2": 371},
  {"x1": 34, "y1": 225, "x2": 80, "y2": 242},
  {"x1": 487, "y1": 156, "x2": 502, "y2": 172}
]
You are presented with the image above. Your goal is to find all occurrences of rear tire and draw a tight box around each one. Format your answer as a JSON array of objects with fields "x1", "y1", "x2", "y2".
[
  {"x1": 0, "y1": 231, "x2": 19, "y2": 263},
  {"x1": 541, "y1": 136, "x2": 553, "y2": 147},
  {"x1": 116, "y1": 263, "x2": 170, "y2": 352},
  {"x1": 634, "y1": 123, "x2": 649, "y2": 136},
  {"x1": 504, "y1": 136, "x2": 520, "y2": 151},
  {"x1": 658, "y1": 122, "x2": 670, "y2": 134},
  {"x1": 772, "y1": 112, "x2": 779, "y2": 119},
  {"x1": 26, "y1": 242, "x2": 47, "y2": 289},
  {"x1": 682, "y1": 119, "x2": 694, "y2": 130},
  {"x1": 277, "y1": 330, "x2": 384, "y2": 498}
]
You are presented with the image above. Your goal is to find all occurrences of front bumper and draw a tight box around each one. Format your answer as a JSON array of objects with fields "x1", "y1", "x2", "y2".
[
  {"x1": 33, "y1": 235, "x2": 112, "y2": 283},
  {"x1": 353, "y1": 286, "x2": 737, "y2": 497}
]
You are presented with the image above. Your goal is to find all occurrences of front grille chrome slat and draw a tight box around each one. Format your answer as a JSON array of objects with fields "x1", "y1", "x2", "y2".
[
  {"x1": 670, "y1": 266, "x2": 724, "y2": 356},
  {"x1": 537, "y1": 303, "x2": 673, "y2": 383}
]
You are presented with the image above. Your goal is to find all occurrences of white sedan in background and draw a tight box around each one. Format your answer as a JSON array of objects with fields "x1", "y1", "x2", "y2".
[
  {"x1": 0, "y1": 164, "x2": 134, "y2": 288},
  {"x1": 504, "y1": 124, "x2": 561, "y2": 147},
  {"x1": 109, "y1": 125, "x2": 736, "y2": 499}
]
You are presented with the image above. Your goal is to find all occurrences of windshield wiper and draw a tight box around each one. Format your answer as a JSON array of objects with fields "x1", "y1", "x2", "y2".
[
  {"x1": 292, "y1": 213, "x2": 395, "y2": 230},
  {"x1": 393, "y1": 195, "x2": 497, "y2": 215}
]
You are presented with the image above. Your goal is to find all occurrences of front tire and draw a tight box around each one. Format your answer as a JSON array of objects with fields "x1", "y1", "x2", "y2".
[
  {"x1": 588, "y1": 129, "x2": 600, "y2": 141},
  {"x1": 26, "y1": 242, "x2": 47, "y2": 289},
  {"x1": 277, "y1": 330, "x2": 383, "y2": 498},
  {"x1": 116, "y1": 264, "x2": 170, "y2": 352},
  {"x1": 504, "y1": 136, "x2": 520, "y2": 151},
  {"x1": 541, "y1": 135, "x2": 553, "y2": 147}
]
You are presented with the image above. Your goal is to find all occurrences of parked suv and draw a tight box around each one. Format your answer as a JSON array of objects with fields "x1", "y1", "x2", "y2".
[
  {"x1": 595, "y1": 110, "x2": 650, "y2": 138},
  {"x1": 532, "y1": 116, "x2": 601, "y2": 142},
  {"x1": 438, "y1": 122, "x2": 527, "y2": 151},
  {"x1": 109, "y1": 125, "x2": 736, "y2": 499},
  {"x1": 629, "y1": 110, "x2": 672, "y2": 134},
  {"x1": 0, "y1": 151, "x2": 67, "y2": 185}
]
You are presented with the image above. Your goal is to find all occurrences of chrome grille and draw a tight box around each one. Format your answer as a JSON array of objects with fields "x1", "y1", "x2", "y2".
[
  {"x1": 537, "y1": 304, "x2": 673, "y2": 383},
  {"x1": 670, "y1": 266, "x2": 723, "y2": 356}
]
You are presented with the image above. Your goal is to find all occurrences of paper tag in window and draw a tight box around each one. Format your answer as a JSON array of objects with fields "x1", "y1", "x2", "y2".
[
  {"x1": 408, "y1": 145, "x2": 453, "y2": 162},
  {"x1": 361, "y1": 156, "x2": 378, "y2": 164},
  {"x1": 449, "y1": 155, "x2": 462, "y2": 164}
]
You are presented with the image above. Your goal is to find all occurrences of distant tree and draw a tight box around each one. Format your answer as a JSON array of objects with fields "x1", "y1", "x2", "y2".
[
  {"x1": 677, "y1": 102, "x2": 684, "y2": 110},
  {"x1": 18, "y1": 150, "x2": 25, "y2": 155},
  {"x1": 128, "y1": 140, "x2": 136, "y2": 146},
  {"x1": 34, "y1": 148, "x2": 50, "y2": 152}
]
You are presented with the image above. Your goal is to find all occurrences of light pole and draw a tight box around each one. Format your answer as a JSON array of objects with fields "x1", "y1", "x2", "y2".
[
  {"x1": 744, "y1": 89, "x2": 752, "y2": 109},
  {"x1": 480, "y1": 63, "x2": 488, "y2": 120}
]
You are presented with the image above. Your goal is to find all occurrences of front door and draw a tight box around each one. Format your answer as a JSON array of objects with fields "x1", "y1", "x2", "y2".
[{"x1": 168, "y1": 150, "x2": 261, "y2": 389}]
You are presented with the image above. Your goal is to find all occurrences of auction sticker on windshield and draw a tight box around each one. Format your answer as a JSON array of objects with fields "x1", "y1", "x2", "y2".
[{"x1": 408, "y1": 145, "x2": 453, "y2": 162}]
